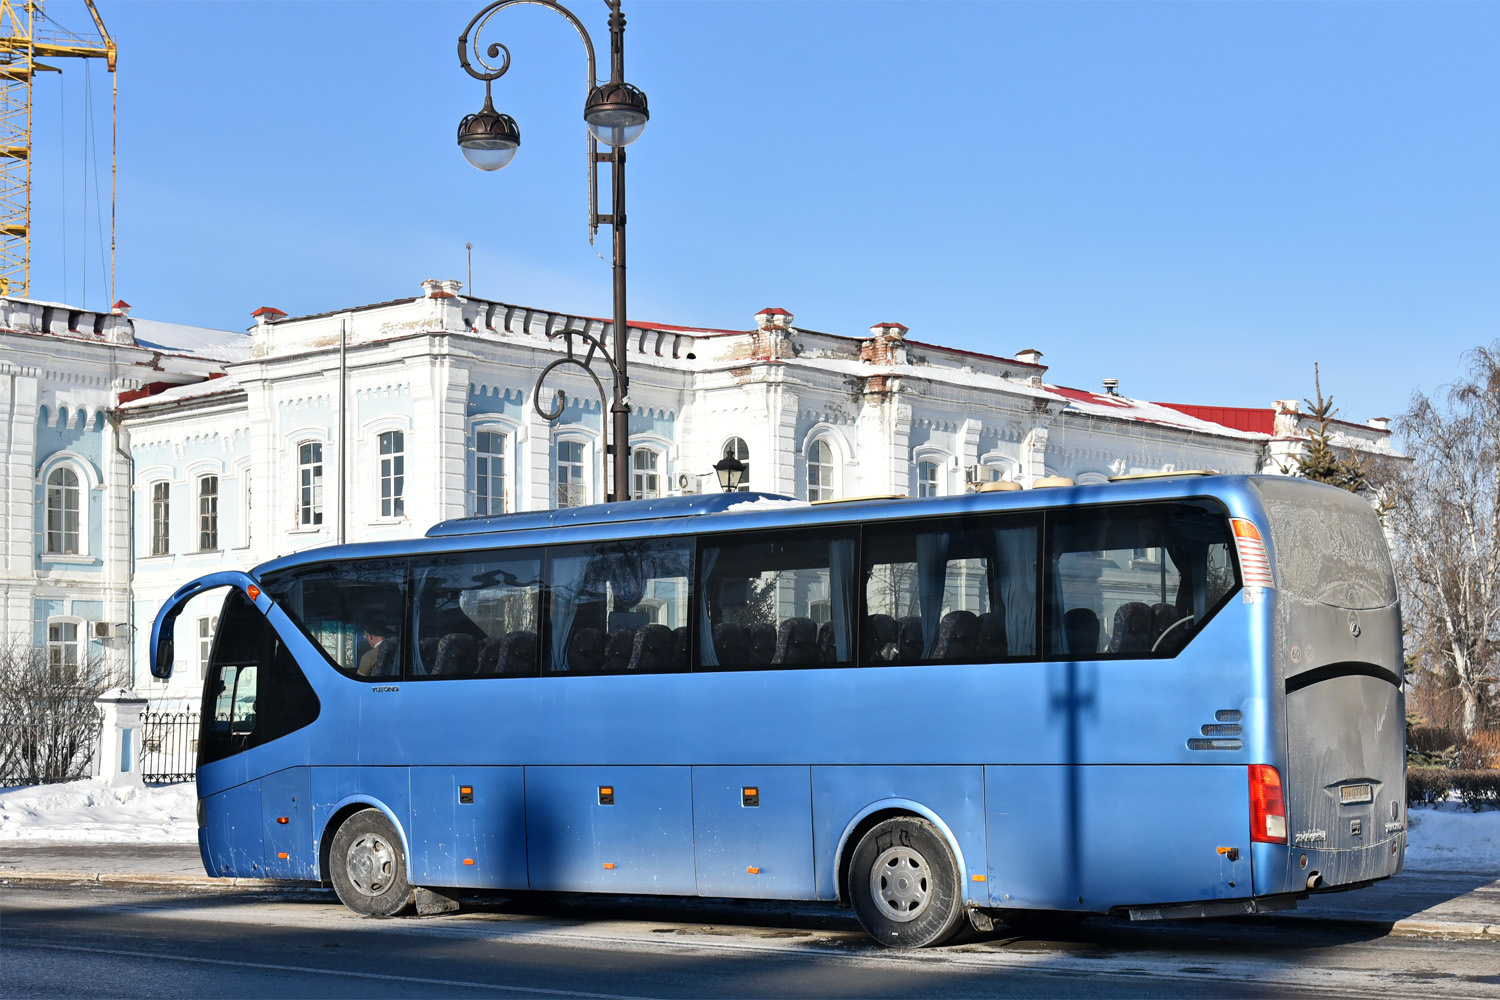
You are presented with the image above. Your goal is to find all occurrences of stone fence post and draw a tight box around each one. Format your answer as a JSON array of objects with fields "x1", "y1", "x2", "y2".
[{"x1": 93, "y1": 688, "x2": 147, "y2": 788}]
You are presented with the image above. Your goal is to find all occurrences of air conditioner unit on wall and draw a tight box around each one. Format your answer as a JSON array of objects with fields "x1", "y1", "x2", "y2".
[
  {"x1": 92, "y1": 622, "x2": 121, "y2": 639},
  {"x1": 678, "y1": 473, "x2": 697, "y2": 494}
]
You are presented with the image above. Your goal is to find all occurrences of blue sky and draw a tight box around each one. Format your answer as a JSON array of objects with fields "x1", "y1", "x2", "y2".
[{"x1": 27, "y1": 1, "x2": 1500, "y2": 427}]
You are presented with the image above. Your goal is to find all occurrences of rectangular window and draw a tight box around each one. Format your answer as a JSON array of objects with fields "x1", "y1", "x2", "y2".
[
  {"x1": 1045, "y1": 501, "x2": 1236, "y2": 659},
  {"x1": 150, "y1": 482, "x2": 170, "y2": 556},
  {"x1": 472, "y1": 430, "x2": 507, "y2": 516},
  {"x1": 862, "y1": 514, "x2": 1039, "y2": 666},
  {"x1": 556, "y1": 440, "x2": 586, "y2": 509},
  {"x1": 198, "y1": 615, "x2": 219, "y2": 680},
  {"x1": 698, "y1": 527, "x2": 856, "y2": 671},
  {"x1": 298, "y1": 443, "x2": 323, "y2": 526},
  {"x1": 632, "y1": 448, "x2": 661, "y2": 500},
  {"x1": 198, "y1": 476, "x2": 219, "y2": 550},
  {"x1": 259, "y1": 559, "x2": 408, "y2": 680},
  {"x1": 379, "y1": 431, "x2": 405, "y2": 518},
  {"x1": 411, "y1": 548, "x2": 542, "y2": 678},
  {"x1": 918, "y1": 460, "x2": 940, "y2": 498},
  {"x1": 47, "y1": 620, "x2": 79, "y2": 669},
  {"x1": 547, "y1": 538, "x2": 693, "y2": 674}
]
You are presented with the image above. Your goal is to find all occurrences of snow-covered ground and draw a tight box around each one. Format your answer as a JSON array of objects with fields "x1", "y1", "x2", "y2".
[{"x1": 1, "y1": 779, "x2": 1496, "y2": 872}]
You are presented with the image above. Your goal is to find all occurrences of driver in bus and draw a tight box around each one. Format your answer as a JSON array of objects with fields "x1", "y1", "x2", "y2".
[{"x1": 357, "y1": 620, "x2": 396, "y2": 677}]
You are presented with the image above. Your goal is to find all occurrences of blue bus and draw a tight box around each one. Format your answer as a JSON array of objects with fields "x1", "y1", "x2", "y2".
[{"x1": 150, "y1": 473, "x2": 1405, "y2": 947}]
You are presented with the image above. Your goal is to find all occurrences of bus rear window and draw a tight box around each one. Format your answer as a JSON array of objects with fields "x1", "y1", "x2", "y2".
[
  {"x1": 1046, "y1": 501, "x2": 1237, "y2": 658},
  {"x1": 1251, "y1": 478, "x2": 1396, "y2": 609}
]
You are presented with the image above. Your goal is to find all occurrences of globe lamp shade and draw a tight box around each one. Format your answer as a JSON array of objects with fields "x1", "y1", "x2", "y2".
[
  {"x1": 458, "y1": 96, "x2": 521, "y2": 171},
  {"x1": 584, "y1": 81, "x2": 650, "y2": 147}
]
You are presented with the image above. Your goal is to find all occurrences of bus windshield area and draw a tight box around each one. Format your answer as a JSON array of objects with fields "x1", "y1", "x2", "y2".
[{"x1": 256, "y1": 499, "x2": 1240, "y2": 681}]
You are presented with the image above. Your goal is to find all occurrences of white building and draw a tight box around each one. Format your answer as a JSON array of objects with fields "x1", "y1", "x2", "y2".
[{"x1": 0, "y1": 283, "x2": 1399, "y2": 710}]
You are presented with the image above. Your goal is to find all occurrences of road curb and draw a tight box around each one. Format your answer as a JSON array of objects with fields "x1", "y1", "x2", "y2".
[
  {"x1": 1263, "y1": 911, "x2": 1495, "y2": 940},
  {"x1": 2, "y1": 871, "x2": 320, "y2": 891}
]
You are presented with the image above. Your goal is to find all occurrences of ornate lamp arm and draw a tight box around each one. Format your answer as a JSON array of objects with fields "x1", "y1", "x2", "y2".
[
  {"x1": 457, "y1": 0, "x2": 598, "y2": 90},
  {"x1": 533, "y1": 328, "x2": 619, "y2": 423}
]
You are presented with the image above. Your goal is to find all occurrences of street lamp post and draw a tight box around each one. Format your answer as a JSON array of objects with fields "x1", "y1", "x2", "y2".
[{"x1": 456, "y1": 0, "x2": 649, "y2": 504}]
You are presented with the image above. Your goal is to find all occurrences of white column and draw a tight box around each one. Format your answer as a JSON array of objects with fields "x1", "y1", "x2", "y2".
[{"x1": 93, "y1": 687, "x2": 148, "y2": 788}]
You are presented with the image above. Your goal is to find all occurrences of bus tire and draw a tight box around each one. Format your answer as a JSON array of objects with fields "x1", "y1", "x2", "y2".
[
  {"x1": 329, "y1": 808, "x2": 414, "y2": 917},
  {"x1": 849, "y1": 816, "x2": 965, "y2": 948}
]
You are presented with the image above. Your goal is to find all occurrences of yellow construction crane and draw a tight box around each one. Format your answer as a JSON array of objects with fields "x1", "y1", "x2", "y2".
[{"x1": 0, "y1": 0, "x2": 114, "y2": 300}]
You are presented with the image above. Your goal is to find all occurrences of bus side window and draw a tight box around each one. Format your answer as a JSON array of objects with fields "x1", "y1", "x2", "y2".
[
  {"x1": 1044, "y1": 501, "x2": 1237, "y2": 660},
  {"x1": 411, "y1": 549, "x2": 542, "y2": 679},
  {"x1": 697, "y1": 528, "x2": 856, "y2": 671},
  {"x1": 860, "y1": 515, "x2": 1038, "y2": 667},
  {"x1": 258, "y1": 559, "x2": 409, "y2": 681},
  {"x1": 546, "y1": 538, "x2": 693, "y2": 675}
]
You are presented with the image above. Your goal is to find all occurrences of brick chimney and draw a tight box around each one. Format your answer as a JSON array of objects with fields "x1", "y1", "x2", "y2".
[
  {"x1": 862, "y1": 322, "x2": 908, "y2": 366},
  {"x1": 753, "y1": 307, "x2": 793, "y2": 360},
  {"x1": 1016, "y1": 348, "x2": 1043, "y2": 366}
]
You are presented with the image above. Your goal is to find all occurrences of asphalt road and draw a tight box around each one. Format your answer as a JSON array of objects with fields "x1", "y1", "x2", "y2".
[{"x1": 3, "y1": 883, "x2": 1498, "y2": 999}]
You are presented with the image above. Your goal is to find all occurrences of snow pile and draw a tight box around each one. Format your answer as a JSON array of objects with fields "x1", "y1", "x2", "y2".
[
  {"x1": 0, "y1": 778, "x2": 197, "y2": 844},
  {"x1": 1406, "y1": 802, "x2": 1500, "y2": 871}
]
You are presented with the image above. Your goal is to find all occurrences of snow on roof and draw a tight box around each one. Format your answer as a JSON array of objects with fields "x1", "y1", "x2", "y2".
[
  {"x1": 131, "y1": 318, "x2": 253, "y2": 362},
  {"x1": 1046, "y1": 385, "x2": 1268, "y2": 439}
]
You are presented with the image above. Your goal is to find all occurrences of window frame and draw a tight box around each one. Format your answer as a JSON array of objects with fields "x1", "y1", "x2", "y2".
[
  {"x1": 296, "y1": 441, "x2": 325, "y2": 529},
  {"x1": 46, "y1": 616, "x2": 83, "y2": 669},
  {"x1": 198, "y1": 474, "x2": 220, "y2": 552},
  {"x1": 555, "y1": 436, "x2": 591, "y2": 510},
  {"x1": 44, "y1": 465, "x2": 82, "y2": 555},
  {"x1": 149, "y1": 480, "x2": 171, "y2": 556},
  {"x1": 470, "y1": 424, "x2": 511, "y2": 517},
  {"x1": 806, "y1": 438, "x2": 836, "y2": 502},
  {"x1": 631, "y1": 445, "x2": 663, "y2": 500},
  {"x1": 377, "y1": 430, "x2": 406, "y2": 520}
]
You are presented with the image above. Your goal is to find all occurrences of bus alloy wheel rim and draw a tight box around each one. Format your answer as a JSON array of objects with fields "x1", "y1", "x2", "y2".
[
  {"x1": 347, "y1": 832, "x2": 395, "y2": 896},
  {"x1": 869, "y1": 845, "x2": 933, "y2": 922}
]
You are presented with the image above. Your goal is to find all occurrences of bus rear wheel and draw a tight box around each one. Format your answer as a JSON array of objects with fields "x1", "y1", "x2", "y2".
[
  {"x1": 849, "y1": 816, "x2": 965, "y2": 948},
  {"x1": 329, "y1": 808, "x2": 413, "y2": 917}
]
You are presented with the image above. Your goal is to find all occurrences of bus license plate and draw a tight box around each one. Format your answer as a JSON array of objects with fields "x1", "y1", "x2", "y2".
[{"x1": 1340, "y1": 784, "x2": 1373, "y2": 804}]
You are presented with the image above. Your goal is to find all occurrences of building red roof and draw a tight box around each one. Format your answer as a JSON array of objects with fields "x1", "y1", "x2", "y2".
[{"x1": 1153, "y1": 403, "x2": 1276, "y2": 435}]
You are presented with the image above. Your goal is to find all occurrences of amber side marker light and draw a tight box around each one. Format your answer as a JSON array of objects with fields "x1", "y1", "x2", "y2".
[
  {"x1": 246, "y1": 584, "x2": 261, "y2": 601},
  {"x1": 276, "y1": 816, "x2": 289, "y2": 825},
  {"x1": 463, "y1": 858, "x2": 475, "y2": 866},
  {"x1": 277, "y1": 852, "x2": 289, "y2": 859}
]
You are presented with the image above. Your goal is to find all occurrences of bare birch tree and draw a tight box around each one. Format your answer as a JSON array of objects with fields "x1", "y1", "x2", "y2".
[{"x1": 1386, "y1": 343, "x2": 1500, "y2": 737}]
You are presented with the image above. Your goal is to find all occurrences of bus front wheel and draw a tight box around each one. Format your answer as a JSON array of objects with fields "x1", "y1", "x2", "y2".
[
  {"x1": 329, "y1": 808, "x2": 414, "y2": 917},
  {"x1": 849, "y1": 816, "x2": 965, "y2": 948}
]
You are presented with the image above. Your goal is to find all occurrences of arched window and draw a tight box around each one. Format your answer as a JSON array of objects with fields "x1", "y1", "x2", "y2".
[
  {"x1": 917, "y1": 460, "x2": 941, "y2": 498},
  {"x1": 723, "y1": 437, "x2": 751, "y2": 491},
  {"x1": 472, "y1": 429, "x2": 507, "y2": 515},
  {"x1": 632, "y1": 447, "x2": 662, "y2": 500},
  {"x1": 807, "y1": 439, "x2": 834, "y2": 502},
  {"x1": 556, "y1": 440, "x2": 587, "y2": 509},
  {"x1": 47, "y1": 618, "x2": 80, "y2": 669},
  {"x1": 44, "y1": 467, "x2": 80, "y2": 555}
]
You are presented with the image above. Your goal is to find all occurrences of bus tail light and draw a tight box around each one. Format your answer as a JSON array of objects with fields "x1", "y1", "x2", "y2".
[
  {"x1": 1229, "y1": 519, "x2": 1275, "y2": 590},
  {"x1": 1249, "y1": 764, "x2": 1288, "y2": 844}
]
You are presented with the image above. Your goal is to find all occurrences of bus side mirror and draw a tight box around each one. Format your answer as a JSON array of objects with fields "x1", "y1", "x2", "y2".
[{"x1": 153, "y1": 636, "x2": 174, "y2": 679}]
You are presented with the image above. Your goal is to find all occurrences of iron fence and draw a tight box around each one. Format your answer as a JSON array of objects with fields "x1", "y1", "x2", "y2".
[
  {"x1": 139, "y1": 711, "x2": 199, "y2": 784},
  {"x1": 0, "y1": 706, "x2": 102, "y2": 786}
]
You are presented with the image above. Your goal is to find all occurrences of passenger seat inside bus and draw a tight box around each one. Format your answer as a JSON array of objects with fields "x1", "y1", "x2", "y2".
[
  {"x1": 567, "y1": 627, "x2": 607, "y2": 673},
  {"x1": 433, "y1": 633, "x2": 478, "y2": 675},
  {"x1": 627, "y1": 623, "x2": 675, "y2": 672},
  {"x1": 1108, "y1": 602, "x2": 1155, "y2": 653},
  {"x1": 774, "y1": 617, "x2": 818, "y2": 665},
  {"x1": 1064, "y1": 608, "x2": 1101, "y2": 656}
]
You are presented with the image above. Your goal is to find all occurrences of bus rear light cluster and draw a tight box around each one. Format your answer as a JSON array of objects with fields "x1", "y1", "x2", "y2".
[
  {"x1": 1249, "y1": 764, "x2": 1288, "y2": 844},
  {"x1": 1229, "y1": 519, "x2": 1275, "y2": 590}
]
